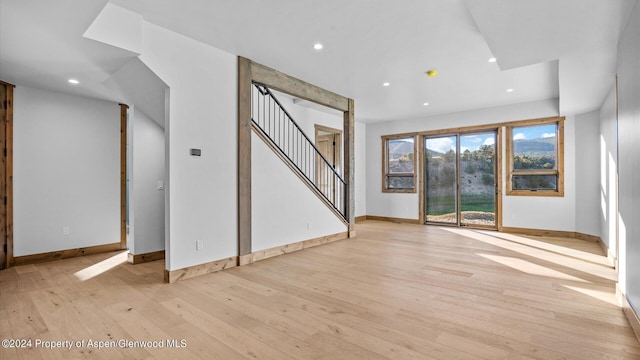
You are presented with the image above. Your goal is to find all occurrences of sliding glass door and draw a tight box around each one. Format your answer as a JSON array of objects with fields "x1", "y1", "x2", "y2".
[
  {"x1": 425, "y1": 131, "x2": 497, "y2": 229},
  {"x1": 425, "y1": 136, "x2": 458, "y2": 224}
]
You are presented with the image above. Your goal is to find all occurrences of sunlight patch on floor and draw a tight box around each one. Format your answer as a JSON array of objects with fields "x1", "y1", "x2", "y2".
[
  {"x1": 440, "y1": 227, "x2": 614, "y2": 281},
  {"x1": 486, "y1": 231, "x2": 607, "y2": 265},
  {"x1": 73, "y1": 251, "x2": 128, "y2": 281},
  {"x1": 561, "y1": 284, "x2": 619, "y2": 306},
  {"x1": 477, "y1": 253, "x2": 589, "y2": 283}
]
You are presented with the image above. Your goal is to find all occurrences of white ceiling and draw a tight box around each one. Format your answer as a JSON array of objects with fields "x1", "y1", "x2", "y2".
[{"x1": 0, "y1": 0, "x2": 636, "y2": 123}]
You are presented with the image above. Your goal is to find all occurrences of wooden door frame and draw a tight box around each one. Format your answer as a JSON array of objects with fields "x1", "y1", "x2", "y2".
[
  {"x1": 119, "y1": 104, "x2": 128, "y2": 250},
  {"x1": 314, "y1": 124, "x2": 342, "y2": 173},
  {"x1": 0, "y1": 80, "x2": 15, "y2": 269},
  {"x1": 0, "y1": 91, "x2": 127, "y2": 268},
  {"x1": 238, "y1": 56, "x2": 355, "y2": 264},
  {"x1": 419, "y1": 125, "x2": 503, "y2": 231}
]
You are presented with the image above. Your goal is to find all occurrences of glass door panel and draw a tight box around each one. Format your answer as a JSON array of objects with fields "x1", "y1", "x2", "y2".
[
  {"x1": 425, "y1": 136, "x2": 458, "y2": 224},
  {"x1": 460, "y1": 132, "x2": 496, "y2": 227}
]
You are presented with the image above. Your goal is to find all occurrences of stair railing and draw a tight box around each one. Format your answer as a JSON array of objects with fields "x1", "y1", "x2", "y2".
[{"x1": 251, "y1": 82, "x2": 347, "y2": 220}]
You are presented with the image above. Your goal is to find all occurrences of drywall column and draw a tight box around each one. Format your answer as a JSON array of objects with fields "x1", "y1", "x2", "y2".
[
  {"x1": 128, "y1": 107, "x2": 165, "y2": 258},
  {"x1": 616, "y1": 0, "x2": 640, "y2": 324}
]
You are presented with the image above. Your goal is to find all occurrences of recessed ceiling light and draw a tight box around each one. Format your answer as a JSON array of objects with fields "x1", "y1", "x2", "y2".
[
  {"x1": 68, "y1": 79, "x2": 79, "y2": 85},
  {"x1": 506, "y1": 88, "x2": 514, "y2": 93},
  {"x1": 383, "y1": 82, "x2": 390, "y2": 87},
  {"x1": 313, "y1": 43, "x2": 323, "y2": 50},
  {"x1": 488, "y1": 57, "x2": 497, "y2": 63},
  {"x1": 423, "y1": 102, "x2": 430, "y2": 106}
]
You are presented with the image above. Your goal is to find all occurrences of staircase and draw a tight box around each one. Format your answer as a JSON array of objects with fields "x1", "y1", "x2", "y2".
[{"x1": 251, "y1": 82, "x2": 347, "y2": 222}]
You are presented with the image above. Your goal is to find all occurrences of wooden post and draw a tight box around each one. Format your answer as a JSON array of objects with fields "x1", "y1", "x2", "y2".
[
  {"x1": 238, "y1": 57, "x2": 253, "y2": 261},
  {"x1": 343, "y1": 99, "x2": 356, "y2": 237},
  {"x1": 237, "y1": 57, "x2": 354, "y2": 264}
]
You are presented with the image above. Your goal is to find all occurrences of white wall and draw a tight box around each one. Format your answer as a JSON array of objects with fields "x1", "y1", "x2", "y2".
[
  {"x1": 251, "y1": 134, "x2": 347, "y2": 251},
  {"x1": 272, "y1": 92, "x2": 345, "y2": 169},
  {"x1": 366, "y1": 99, "x2": 577, "y2": 229},
  {"x1": 599, "y1": 87, "x2": 617, "y2": 250},
  {"x1": 129, "y1": 107, "x2": 165, "y2": 255},
  {"x1": 616, "y1": 0, "x2": 640, "y2": 312},
  {"x1": 13, "y1": 85, "x2": 120, "y2": 256},
  {"x1": 250, "y1": 91, "x2": 353, "y2": 249},
  {"x1": 90, "y1": 14, "x2": 358, "y2": 271},
  {"x1": 574, "y1": 110, "x2": 601, "y2": 237},
  {"x1": 140, "y1": 22, "x2": 238, "y2": 271}
]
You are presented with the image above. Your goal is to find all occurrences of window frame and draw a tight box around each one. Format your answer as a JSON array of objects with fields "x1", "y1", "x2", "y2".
[
  {"x1": 506, "y1": 117, "x2": 564, "y2": 197},
  {"x1": 382, "y1": 134, "x2": 417, "y2": 193}
]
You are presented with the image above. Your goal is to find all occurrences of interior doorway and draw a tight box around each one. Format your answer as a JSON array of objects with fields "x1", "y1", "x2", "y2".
[
  {"x1": 424, "y1": 130, "x2": 498, "y2": 229},
  {"x1": 315, "y1": 124, "x2": 342, "y2": 201}
]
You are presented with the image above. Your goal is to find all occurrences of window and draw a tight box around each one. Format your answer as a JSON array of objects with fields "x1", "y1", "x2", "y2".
[
  {"x1": 382, "y1": 135, "x2": 416, "y2": 192},
  {"x1": 506, "y1": 117, "x2": 564, "y2": 196}
]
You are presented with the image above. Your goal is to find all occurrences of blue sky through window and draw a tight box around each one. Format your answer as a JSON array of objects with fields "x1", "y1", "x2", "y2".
[
  {"x1": 460, "y1": 134, "x2": 495, "y2": 153},
  {"x1": 512, "y1": 124, "x2": 556, "y2": 141},
  {"x1": 426, "y1": 134, "x2": 496, "y2": 154}
]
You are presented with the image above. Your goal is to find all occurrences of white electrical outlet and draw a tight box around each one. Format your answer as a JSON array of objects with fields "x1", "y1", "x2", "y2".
[
  {"x1": 307, "y1": 222, "x2": 310, "y2": 230},
  {"x1": 62, "y1": 226, "x2": 70, "y2": 235},
  {"x1": 196, "y1": 240, "x2": 203, "y2": 251}
]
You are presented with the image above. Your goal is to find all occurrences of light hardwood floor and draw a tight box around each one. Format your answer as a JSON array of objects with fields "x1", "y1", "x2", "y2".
[{"x1": 1, "y1": 221, "x2": 638, "y2": 359}]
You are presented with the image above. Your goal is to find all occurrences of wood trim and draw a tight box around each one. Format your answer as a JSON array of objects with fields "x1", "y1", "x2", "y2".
[
  {"x1": 0, "y1": 83, "x2": 5, "y2": 270},
  {"x1": 381, "y1": 134, "x2": 417, "y2": 193},
  {"x1": 420, "y1": 128, "x2": 501, "y2": 230},
  {"x1": 315, "y1": 124, "x2": 342, "y2": 171},
  {"x1": 344, "y1": 98, "x2": 355, "y2": 236},
  {"x1": 501, "y1": 227, "x2": 603, "y2": 243},
  {"x1": 13, "y1": 242, "x2": 122, "y2": 266},
  {"x1": 314, "y1": 124, "x2": 342, "y2": 135},
  {"x1": 6, "y1": 82, "x2": 14, "y2": 267},
  {"x1": 377, "y1": 116, "x2": 567, "y2": 139},
  {"x1": 127, "y1": 250, "x2": 165, "y2": 265},
  {"x1": 0, "y1": 81, "x2": 15, "y2": 269},
  {"x1": 621, "y1": 292, "x2": 640, "y2": 344},
  {"x1": 250, "y1": 60, "x2": 349, "y2": 111},
  {"x1": 238, "y1": 57, "x2": 252, "y2": 257},
  {"x1": 574, "y1": 232, "x2": 602, "y2": 243},
  {"x1": 365, "y1": 215, "x2": 421, "y2": 225},
  {"x1": 164, "y1": 256, "x2": 237, "y2": 283},
  {"x1": 238, "y1": 56, "x2": 355, "y2": 260},
  {"x1": 119, "y1": 104, "x2": 128, "y2": 250},
  {"x1": 505, "y1": 117, "x2": 565, "y2": 197},
  {"x1": 382, "y1": 132, "x2": 419, "y2": 140},
  {"x1": 417, "y1": 135, "x2": 425, "y2": 223},
  {"x1": 595, "y1": 237, "x2": 615, "y2": 266},
  {"x1": 501, "y1": 226, "x2": 576, "y2": 239},
  {"x1": 420, "y1": 124, "x2": 500, "y2": 138},
  {"x1": 354, "y1": 215, "x2": 367, "y2": 223},
  {"x1": 496, "y1": 127, "x2": 503, "y2": 231},
  {"x1": 239, "y1": 231, "x2": 348, "y2": 266}
]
